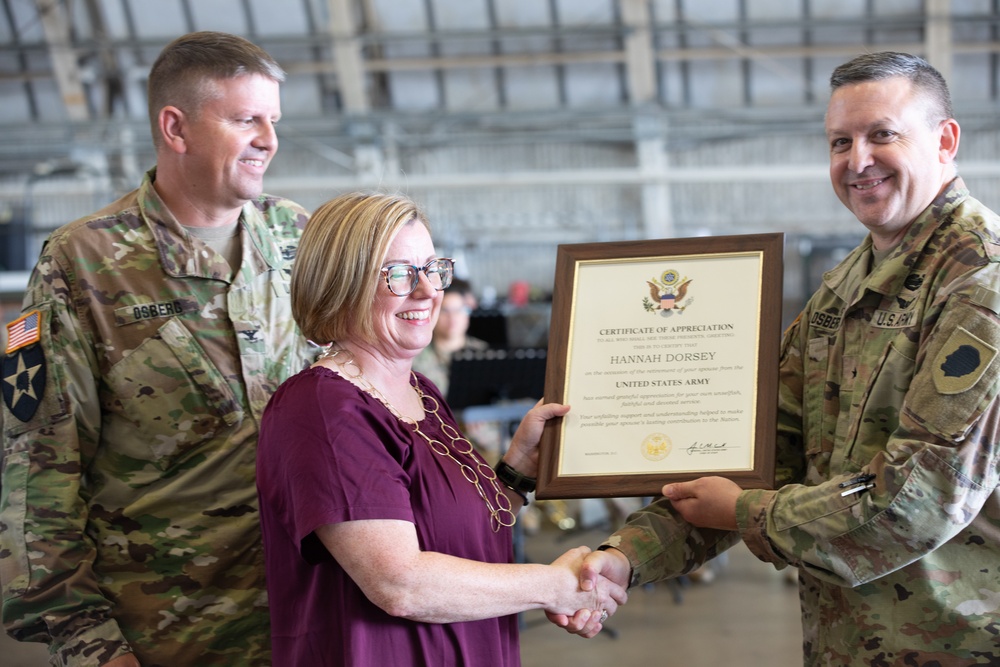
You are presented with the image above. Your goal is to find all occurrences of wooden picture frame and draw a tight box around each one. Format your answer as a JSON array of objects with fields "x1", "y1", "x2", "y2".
[{"x1": 535, "y1": 233, "x2": 783, "y2": 499}]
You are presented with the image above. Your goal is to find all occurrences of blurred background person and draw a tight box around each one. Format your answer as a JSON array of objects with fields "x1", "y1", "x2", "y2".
[
  {"x1": 412, "y1": 277, "x2": 487, "y2": 397},
  {"x1": 256, "y1": 192, "x2": 625, "y2": 665}
]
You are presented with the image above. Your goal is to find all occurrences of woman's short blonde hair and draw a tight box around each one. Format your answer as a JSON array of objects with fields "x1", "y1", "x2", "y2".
[{"x1": 292, "y1": 192, "x2": 430, "y2": 346}]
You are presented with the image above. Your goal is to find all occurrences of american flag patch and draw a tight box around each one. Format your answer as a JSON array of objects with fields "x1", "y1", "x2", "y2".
[{"x1": 6, "y1": 310, "x2": 41, "y2": 353}]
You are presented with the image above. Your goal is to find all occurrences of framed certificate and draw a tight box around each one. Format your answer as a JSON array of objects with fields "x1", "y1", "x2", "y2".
[{"x1": 535, "y1": 233, "x2": 783, "y2": 499}]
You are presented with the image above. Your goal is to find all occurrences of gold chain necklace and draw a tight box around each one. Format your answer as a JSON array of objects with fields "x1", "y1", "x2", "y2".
[{"x1": 319, "y1": 346, "x2": 516, "y2": 532}]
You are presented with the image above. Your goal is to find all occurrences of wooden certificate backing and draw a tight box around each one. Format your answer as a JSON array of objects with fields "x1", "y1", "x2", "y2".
[{"x1": 536, "y1": 233, "x2": 783, "y2": 499}]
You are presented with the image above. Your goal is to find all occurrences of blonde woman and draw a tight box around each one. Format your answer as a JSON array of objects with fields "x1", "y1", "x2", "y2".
[{"x1": 256, "y1": 193, "x2": 625, "y2": 665}]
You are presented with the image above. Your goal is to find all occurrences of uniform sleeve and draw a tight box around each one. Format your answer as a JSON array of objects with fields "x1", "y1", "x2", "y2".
[
  {"x1": 258, "y1": 375, "x2": 416, "y2": 564},
  {"x1": 0, "y1": 251, "x2": 133, "y2": 665},
  {"x1": 738, "y1": 288, "x2": 1000, "y2": 588},
  {"x1": 600, "y1": 499, "x2": 740, "y2": 587},
  {"x1": 601, "y1": 315, "x2": 809, "y2": 586}
]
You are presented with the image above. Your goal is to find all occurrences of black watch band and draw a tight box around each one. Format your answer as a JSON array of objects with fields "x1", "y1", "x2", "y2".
[{"x1": 493, "y1": 460, "x2": 537, "y2": 495}]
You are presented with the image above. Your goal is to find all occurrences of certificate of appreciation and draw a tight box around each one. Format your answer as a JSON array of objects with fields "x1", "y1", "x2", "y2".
[{"x1": 536, "y1": 233, "x2": 783, "y2": 499}]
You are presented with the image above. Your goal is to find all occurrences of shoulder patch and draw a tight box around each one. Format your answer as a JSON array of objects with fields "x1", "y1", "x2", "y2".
[
  {"x1": 2, "y1": 343, "x2": 46, "y2": 422},
  {"x1": 5, "y1": 310, "x2": 41, "y2": 353},
  {"x1": 932, "y1": 326, "x2": 997, "y2": 395}
]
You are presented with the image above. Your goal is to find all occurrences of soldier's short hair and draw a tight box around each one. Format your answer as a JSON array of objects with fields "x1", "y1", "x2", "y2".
[
  {"x1": 147, "y1": 31, "x2": 285, "y2": 148},
  {"x1": 830, "y1": 52, "x2": 953, "y2": 126},
  {"x1": 292, "y1": 192, "x2": 432, "y2": 346}
]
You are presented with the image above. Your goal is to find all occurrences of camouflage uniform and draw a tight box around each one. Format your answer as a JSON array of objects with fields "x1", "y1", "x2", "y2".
[
  {"x1": 604, "y1": 178, "x2": 1000, "y2": 666},
  {"x1": 0, "y1": 169, "x2": 312, "y2": 667}
]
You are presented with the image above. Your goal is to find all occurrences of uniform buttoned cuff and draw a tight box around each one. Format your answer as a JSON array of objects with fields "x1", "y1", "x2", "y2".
[
  {"x1": 599, "y1": 531, "x2": 650, "y2": 588},
  {"x1": 56, "y1": 618, "x2": 133, "y2": 667},
  {"x1": 736, "y1": 488, "x2": 785, "y2": 564}
]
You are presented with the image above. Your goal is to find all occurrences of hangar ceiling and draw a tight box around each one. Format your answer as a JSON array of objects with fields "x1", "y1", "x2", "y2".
[
  {"x1": 4, "y1": 0, "x2": 1000, "y2": 313},
  {"x1": 3, "y1": 0, "x2": 1000, "y2": 177}
]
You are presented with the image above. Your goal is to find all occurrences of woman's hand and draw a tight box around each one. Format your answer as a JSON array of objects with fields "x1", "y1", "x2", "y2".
[
  {"x1": 545, "y1": 545, "x2": 629, "y2": 638},
  {"x1": 503, "y1": 401, "x2": 570, "y2": 477}
]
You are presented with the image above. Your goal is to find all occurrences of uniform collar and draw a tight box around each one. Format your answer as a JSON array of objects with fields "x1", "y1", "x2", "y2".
[
  {"x1": 137, "y1": 167, "x2": 281, "y2": 281},
  {"x1": 823, "y1": 177, "x2": 969, "y2": 304}
]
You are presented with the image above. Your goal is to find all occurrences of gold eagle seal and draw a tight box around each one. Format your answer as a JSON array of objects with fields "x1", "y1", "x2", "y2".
[{"x1": 641, "y1": 433, "x2": 672, "y2": 461}]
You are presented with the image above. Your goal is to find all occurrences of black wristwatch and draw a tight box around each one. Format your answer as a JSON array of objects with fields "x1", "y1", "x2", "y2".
[{"x1": 493, "y1": 460, "x2": 537, "y2": 495}]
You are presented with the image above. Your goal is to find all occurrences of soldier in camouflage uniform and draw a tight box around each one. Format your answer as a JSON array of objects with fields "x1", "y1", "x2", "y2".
[
  {"x1": 554, "y1": 53, "x2": 1000, "y2": 665},
  {"x1": 0, "y1": 32, "x2": 312, "y2": 667}
]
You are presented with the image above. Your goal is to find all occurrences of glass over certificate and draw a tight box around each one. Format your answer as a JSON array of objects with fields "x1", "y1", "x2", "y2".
[{"x1": 536, "y1": 233, "x2": 783, "y2": 499}]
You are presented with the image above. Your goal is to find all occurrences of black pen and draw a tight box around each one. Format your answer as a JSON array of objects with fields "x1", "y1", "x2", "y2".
[{"x1": 838, "y1": 473, "x2": 876, "y2": 488}]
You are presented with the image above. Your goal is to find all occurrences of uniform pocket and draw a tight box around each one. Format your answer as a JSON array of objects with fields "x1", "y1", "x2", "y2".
[
  {"x1": 846, "y1": 341, "x2": 915, "y2": 468},
  {"x1": 106, "y1": 318, "x2": 243, "y2": 463},
  {"x1": 803, "y1": 336, "x2": 833, "y2": 466}
]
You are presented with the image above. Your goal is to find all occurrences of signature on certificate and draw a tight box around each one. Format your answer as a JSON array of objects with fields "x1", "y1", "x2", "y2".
[{"x1": 685, "y1": 441, "x2": 730, "y2": 455}]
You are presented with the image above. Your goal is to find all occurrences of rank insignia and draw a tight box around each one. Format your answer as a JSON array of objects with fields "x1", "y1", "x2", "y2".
[{"x1": 933, "y1": 326, "x2": 996, "y2": 395}]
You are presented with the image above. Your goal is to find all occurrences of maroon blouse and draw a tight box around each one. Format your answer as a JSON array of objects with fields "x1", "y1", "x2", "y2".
[{"x1": 257, "y1": 366, "x2": 519, "y2": 666}]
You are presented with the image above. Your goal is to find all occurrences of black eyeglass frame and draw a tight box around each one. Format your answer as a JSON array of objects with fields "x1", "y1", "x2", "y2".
[{"x1": 380, "y1": 257, "x2": 455, "y2": 297}]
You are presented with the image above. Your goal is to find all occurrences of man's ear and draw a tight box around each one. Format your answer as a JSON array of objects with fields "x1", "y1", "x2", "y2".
[
  {"x1": 938, "y1": 117, "x2": 960, "y2": 163},
  {"x1": 158, "y1": 106, "x2": 188, "y2": 154}
]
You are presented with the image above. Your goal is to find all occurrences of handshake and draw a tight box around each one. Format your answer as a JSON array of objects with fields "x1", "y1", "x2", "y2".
[
  {"x1": 543, "y1": 545, "x2": 632, "y2": 639},
  {"x1": 539, "y1": 476, "x2": 743, "y2": 638}
]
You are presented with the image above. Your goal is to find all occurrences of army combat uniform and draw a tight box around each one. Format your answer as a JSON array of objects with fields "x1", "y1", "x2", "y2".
[
  {"x1": 604, "y1": 178, "x2": 1000, "y2": 666},
  {"x1": 0, "y1": 169, "x2": 312, "y2": 667}
]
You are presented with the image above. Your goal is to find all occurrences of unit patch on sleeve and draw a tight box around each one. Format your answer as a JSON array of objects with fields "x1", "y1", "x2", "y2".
[
  {"x1": 3, "y1": 311, "x2": 46, "y2": 422},
  {"x1": 932, "y1": 326, "x2": 997, "y2": 395}
]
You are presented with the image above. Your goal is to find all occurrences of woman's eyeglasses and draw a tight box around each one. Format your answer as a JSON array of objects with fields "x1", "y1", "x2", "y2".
[{"x1": 381, "y1": 258, "x2": 455, "y2": 296}]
